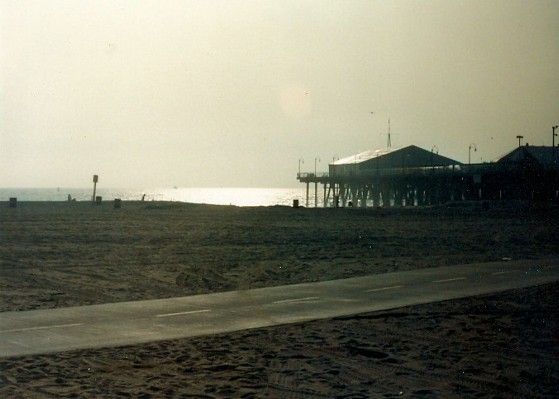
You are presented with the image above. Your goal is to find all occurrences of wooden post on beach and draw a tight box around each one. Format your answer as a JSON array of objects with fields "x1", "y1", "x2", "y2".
[{"x1": 92, "y1": 175, "x2": 98, "y2": 203}]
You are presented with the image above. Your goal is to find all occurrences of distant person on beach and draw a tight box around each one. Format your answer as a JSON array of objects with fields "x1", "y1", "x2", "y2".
[{"x1": 142, "y1": 194, "x2": 146, "y2": 201}]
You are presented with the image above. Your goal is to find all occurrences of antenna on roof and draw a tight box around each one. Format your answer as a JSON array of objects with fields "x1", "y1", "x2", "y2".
[{"x1": 379, "y1": 117, "x2": 398, "y2": 148}]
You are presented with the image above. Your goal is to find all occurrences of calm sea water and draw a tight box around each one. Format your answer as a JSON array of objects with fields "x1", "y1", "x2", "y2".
[{"x1": 0, "y1": 187, "x2": 320, "y2": 207}]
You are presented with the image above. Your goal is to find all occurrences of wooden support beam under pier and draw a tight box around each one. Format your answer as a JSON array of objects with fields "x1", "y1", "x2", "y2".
[{"x1": 297, "y1": 162, "x2": 559, "y2": 208}]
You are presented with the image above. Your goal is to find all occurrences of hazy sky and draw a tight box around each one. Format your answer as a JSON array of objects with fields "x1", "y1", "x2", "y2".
[{"x1": 2, "y1": 0, "x2": 558, "y2": 188}]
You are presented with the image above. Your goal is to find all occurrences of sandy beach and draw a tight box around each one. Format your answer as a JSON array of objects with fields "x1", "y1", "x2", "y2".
[{"x1": 1, "y1": 201, "x2": 558, "y2": 397}]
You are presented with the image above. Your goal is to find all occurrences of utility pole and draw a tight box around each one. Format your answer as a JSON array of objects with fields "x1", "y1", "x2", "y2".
[
  {"x1": 553, "y1": 126, "x2": 558, "y2": 165},
  {"x1": 515, "y1": 135, "x2": 524, "y2": 162}
]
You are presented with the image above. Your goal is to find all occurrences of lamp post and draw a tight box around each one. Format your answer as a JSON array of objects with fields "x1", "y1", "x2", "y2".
[{"x1": 468, "y1": 143, "x2": 477, "y2": 165}]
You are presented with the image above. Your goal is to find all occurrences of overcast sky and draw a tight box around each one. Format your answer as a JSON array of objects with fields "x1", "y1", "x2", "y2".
[{"x1": 1, "y1": 0, "x2": 558, "y2": 188}]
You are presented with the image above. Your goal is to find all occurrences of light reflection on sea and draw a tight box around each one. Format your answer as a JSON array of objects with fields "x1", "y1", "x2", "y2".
[{"x1": 0, "y1": 187, "x2": 318, "y2": 207}]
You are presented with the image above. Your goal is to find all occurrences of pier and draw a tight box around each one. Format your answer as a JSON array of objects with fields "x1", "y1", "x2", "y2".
[{"x1": 298, "y1": 145, "x2": 559, "y2": 208}]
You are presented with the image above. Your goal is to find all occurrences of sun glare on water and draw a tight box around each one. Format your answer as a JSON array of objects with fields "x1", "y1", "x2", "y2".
[
  {"x1": 158, "y1": 188, "x2": 304, "y2": 207},
  {"x1": 0, "y1": 187, "x2": 308, "y2": 207}
]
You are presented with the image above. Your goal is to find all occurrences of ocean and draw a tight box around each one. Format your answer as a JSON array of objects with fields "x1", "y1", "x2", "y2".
[{"x1": 0, "y1": 187, "x2": 321, "y2": 207}]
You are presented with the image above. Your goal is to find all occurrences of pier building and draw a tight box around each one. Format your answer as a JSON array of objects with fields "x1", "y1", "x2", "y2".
[{"x1": 297, "y1": 144, "x2": 559, "y2": 208}]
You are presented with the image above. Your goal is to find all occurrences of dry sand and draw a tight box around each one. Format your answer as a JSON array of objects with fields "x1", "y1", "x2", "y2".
[{"x1": 1, "y1": 201, "x2": 558, "y2": 397}]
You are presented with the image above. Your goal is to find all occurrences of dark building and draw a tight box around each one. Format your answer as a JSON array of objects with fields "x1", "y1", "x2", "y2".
[
  {"x1": 479, "y1": 145, "x2": 559, "y2": 201},
  {"x1": 495, "y1": 145, "x2": 559, "y2": 167},
  {"x1": 298, "y1": 144, "x2": 558, "y2": 207}
]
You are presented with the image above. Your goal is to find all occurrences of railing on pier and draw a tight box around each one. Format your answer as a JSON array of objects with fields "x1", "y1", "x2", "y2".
[
  {"x1": 298, "y1": 162, "x2": 556, "y2": 183},
  {"x1": 297, "y1": 172, "x2": 330, "y2": 182}
]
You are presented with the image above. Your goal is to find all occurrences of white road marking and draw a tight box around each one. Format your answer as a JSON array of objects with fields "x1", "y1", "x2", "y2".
[
  {"x1": 432, "y1": 277, "x2": 466, "y2": 283},
  {"x1": 491, "y1": 270, "x2": 520, "y2": 276},
  {"x1": 273, "y1": 296, "x2": 320, "y2": 304},
  {"x1": 0, "y1": 323, "x2": 83, "y2": 334},
  {"x1": 156, "y1": 309, "x2": 211, "y2": 318},
  {"x1": 366, "y1": 285, "x2": 404, "y2": 292}
]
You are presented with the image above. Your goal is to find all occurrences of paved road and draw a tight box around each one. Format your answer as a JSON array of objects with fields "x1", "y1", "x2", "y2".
[{"x1": 1, "y1": 258, "x2": 558, "y2": 358}]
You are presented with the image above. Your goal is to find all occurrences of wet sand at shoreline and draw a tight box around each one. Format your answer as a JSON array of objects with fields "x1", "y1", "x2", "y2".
[{"x1": 1, "y1": 201, "x2": 558, "y2": 397}]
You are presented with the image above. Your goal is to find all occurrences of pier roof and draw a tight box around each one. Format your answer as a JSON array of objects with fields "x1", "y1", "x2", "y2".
[
  {"x1": 333, "y1": 147, "x2": 397, "y2": 165},
  {"x1": 495, "y1": 145, "x2": 558, "y2": 166},
  {"x1": 331, "y1": 145, "x2": 461, "y2": 168}
]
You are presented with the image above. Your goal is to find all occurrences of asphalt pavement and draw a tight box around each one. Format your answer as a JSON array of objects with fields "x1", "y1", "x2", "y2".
[{"x1": 1, "y1": 258, "x2": 558, "y2": 358}]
